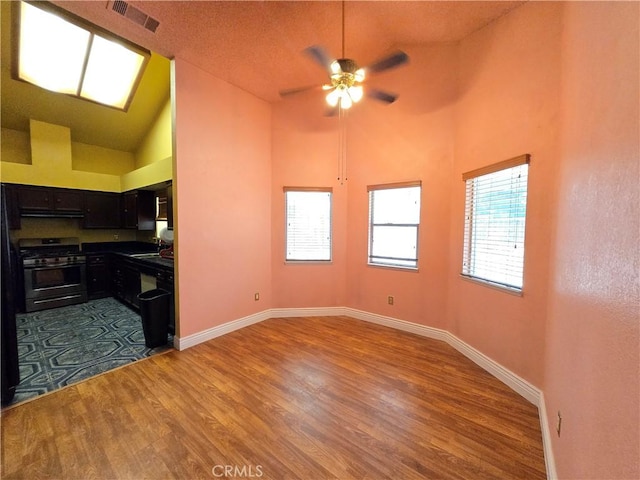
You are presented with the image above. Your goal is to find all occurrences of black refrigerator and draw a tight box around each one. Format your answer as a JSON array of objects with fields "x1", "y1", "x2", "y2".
[{"x1": 1, "y1": 184, "x2": 19, "y2": 405}]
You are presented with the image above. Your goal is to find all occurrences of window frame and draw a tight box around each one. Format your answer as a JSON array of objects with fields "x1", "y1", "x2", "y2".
[
  {"x1": 461, "y1": 154, "x2": 530, "y2": 294},
  {"x1": 367, "y1": 181, "x2": 422, "y2": 270},
  {"x1": 284, "y1": 186, "x2": 333, "y2": 264}
]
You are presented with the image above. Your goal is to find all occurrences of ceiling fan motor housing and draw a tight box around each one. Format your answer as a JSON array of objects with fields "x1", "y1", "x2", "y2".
[
  {"x1": 331, "y1": 58, "x2": 363, "y2": 90},
  {"x1": 336, "y1": 58, "x2": 358, "y2": 74}
]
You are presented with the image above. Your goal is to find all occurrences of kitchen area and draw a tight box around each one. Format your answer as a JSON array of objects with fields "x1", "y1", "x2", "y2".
[
  {"x1": 1, "y1": 181, "x2": 176, "y2": 405},
  {"x1": 0, "y1": 1, "x2": 175, "y2": 405}
]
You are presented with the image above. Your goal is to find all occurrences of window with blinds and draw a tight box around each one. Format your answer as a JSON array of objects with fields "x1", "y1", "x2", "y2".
[
  {"x1": 462, "y1": 155, "x2": 530, "y2": 291},
  {"x1": 368, "y1": 181, "x2": 421, "y2": 269},
  {"x1": 285, "y1": 188, "x2": 332, "y2": 262}
]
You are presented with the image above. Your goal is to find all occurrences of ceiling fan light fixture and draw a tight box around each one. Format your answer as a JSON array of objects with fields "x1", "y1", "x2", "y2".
[
  {"x1": 325, "y1": 83, "x2": 362, "y2": 109},
  {"x1": 340, "y1": 91, "x2": 353, "y2": 109},
  {"x1": 348, "y1": 85, "x2": 363, "y2": 103},
  {"x1": 326, "y1": 87, "x2": 341, "y2": 107}
]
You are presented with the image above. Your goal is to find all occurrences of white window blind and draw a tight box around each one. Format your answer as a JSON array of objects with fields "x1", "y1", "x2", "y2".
[
  {"x1": 462, "y1": 155, "x2": 530, "y2": 291},
  {"x1": 368, "y1": 181, "x2": 421, "y2": 269},
  {"x1": 285, "y1": 188, "x2": 332, "y2": 262}
]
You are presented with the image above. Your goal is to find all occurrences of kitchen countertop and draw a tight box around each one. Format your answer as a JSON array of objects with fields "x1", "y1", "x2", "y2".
[
  {"x1": 82, "y1": 241, "x2": 174, "y2": 271},
  {"x1": 114, "y1": 252, "x2": 174, "y2": 270}
]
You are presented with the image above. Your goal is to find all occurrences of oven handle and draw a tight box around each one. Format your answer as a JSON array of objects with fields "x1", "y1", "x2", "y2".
[{"x1": 23, "y1": 264, "x2": 86, "y2": 271}]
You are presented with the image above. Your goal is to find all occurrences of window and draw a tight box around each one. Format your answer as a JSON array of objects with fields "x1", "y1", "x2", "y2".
[
  {"x1": 462, "y1": 155, "x2": 530, "y2": 291},
  {"x1": 155, "y1": 194, "x2": 168, "y2": 240},
  {"x1": 285, "y1": 188, "x2": 332, "y2": 262},
  {"x1": 16, "y1": 1, "x2": 149, "y2": 110},
  {"x1": 368, "y1": 181, "x2": 421, "y2": 269}
]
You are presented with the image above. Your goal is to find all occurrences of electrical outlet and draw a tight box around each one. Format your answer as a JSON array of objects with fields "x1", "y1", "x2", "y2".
[
  {"x1": 556, "y1": 411, "x2": 562, "y2": 437},
  {"x1": 254, "y1": 292, "x2": 260, "y2": 301},
  {"x1": 388, "y1": 295, "x2": 394, "y2": 305},
  {"x1": 113, "y1": 234, "x2": 119, "y2": 240}
]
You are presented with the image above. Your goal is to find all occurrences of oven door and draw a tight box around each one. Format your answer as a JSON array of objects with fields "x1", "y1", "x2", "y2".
[{"x1": 23, "y1": 264, "x2": 87, "y2": 312}]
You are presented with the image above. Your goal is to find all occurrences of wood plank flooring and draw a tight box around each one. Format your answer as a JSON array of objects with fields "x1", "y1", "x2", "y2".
[{"x1": 1, "y1": 316, "x2": 546, "y2": 479}]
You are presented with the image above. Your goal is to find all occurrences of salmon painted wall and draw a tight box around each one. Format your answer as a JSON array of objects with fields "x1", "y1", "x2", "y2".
[
  {"x1": 345, "y1": 45, "x2": 457, "y2": 328},
  {"x1": 173, "y1": 58, "x2": 272, "y2": 337},
  {"x1": 271, "y1": 94, "x2": 348, "y2": 308},
  {"x1": 271, "y1": 44, "x2": 457, "y2": 321},
  {"x1": 448, "y1": 2, "x2": 562, "y2": 386},
  {"x1": 544, "y1": 2, "x2": 639, "y2": 478}
]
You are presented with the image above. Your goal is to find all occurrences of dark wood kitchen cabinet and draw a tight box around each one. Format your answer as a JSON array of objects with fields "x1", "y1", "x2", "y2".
[
  {"x1": 86, "y1": 254, "x2": 110, "y2": 299},
  {"x1": 3, "y1": 184, "x2": 20, "y2": 230},
  {"x1": 17, "y1": 185, "x2": 83, "y2": 215},
  {"x1": 122, "y1": 190, "x2": 155, "y2": 231},
  {"x1": 110, "y1": 256, "x2": 141, "y2": 310},
  {"x1": 17, "y1": 186, "x2": 51, "y2": 212},
  {"x1": 52, "y1": 189, "x2": 83, "y2": 213},
  {"x1": 83, "y1": 192, "x2": 121, "y2": 229}
]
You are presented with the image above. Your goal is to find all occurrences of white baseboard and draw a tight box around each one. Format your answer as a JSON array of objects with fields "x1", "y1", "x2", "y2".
[
  {"x1": 268, "y1": 306, "x2": 348, "y2": 318},
  {"x1": 538, "y1": 392, "x2": 558, "y2": 479},
  {"x1": 344, "y1": 308, "x2": 451, "y2": 342},
  {"x1": 174, "y1": 309, "x2": 272, "y2": 350},
  {"x1": 174, "y1": 306, "x2": 556, "y2": 478}
]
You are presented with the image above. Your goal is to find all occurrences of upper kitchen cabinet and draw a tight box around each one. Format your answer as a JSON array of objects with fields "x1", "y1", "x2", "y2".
[
  {"x1": 17, "y1": 185, "x2": 83, "y2": 217},
  {"x1": 122, "y1": 190, "x2": 155, "y2": 231},
  {"x1": 3, "y1": 184, "x2": 20, "y2": 230},
  {"x1": 83, "y1": 191, "x2": 121, "y2": 229}
]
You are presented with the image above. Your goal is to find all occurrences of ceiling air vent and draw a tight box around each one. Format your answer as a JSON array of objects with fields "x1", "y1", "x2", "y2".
[{"x1": 108, "y1": 1, "x2": 160, "y2": 33}]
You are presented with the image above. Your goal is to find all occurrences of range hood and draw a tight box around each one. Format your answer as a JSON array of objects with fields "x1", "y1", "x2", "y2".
[{"x1": 20, "y1": 211, "x2": 84, "y2": 219}]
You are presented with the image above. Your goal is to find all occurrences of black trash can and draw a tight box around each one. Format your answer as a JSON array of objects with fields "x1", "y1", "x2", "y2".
[{"x1": 138, "y1": 289, "x2": 170, "y2": 348}]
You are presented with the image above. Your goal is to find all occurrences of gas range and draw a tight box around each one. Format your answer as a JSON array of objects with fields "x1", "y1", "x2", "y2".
[
  {"x1": 19, "y1": 238, "x2": 85, "y2": 264},
  {"x1": 18, "y1": 238, "x2": 88, "y2": 312}
]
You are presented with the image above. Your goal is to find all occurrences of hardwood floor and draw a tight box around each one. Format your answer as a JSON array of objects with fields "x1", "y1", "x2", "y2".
[{"x1": 1, "y1": 316, "x2": 546, "y2": 479}]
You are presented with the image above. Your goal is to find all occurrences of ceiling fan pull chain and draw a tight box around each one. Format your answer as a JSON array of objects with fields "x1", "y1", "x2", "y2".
[
  {"x1": 337, "y1": 105, "x2": 343, "y2": 183},
  {"x1": 337, "y1": 106, "x2": 348, "y2": 185}
]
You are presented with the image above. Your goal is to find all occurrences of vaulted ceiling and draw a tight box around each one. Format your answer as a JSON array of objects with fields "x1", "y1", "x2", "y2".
[{"x1": 1, "y1": 1, "x2": 525, "y2": 152}]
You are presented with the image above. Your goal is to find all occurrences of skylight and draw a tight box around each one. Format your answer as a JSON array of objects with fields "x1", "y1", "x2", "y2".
[{"x1": 16, "y1": 1, "x2": 149, "y2": 110}]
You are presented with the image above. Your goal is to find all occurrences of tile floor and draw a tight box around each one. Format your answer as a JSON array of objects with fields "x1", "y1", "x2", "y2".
[{"x1": 12, "y1": 297, "x2": 172, "y2": 405}]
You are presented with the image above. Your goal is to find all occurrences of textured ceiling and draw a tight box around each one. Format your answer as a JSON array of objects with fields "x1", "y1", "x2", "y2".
[{"x1": 1, "y1": 1, "x2": 525, "y2": 152}]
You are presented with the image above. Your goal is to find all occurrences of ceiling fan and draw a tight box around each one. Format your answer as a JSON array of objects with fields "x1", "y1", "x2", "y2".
[{"x1": 280, "y1": 2, "x2": 409, "y2": 113}]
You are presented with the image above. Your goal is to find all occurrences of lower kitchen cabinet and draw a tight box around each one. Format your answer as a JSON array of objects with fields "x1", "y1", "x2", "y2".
[
  {"x1": 110, "y1": 257, "x2": 141, "y2": 310},
  {"x1": 155, "y1": 269, "x2": 175, "y2": 334},
  {"x1": 101, "y1": 253, "x2": 175, "y2": 333},
  {"x1": 86, "y1": 254, "x2": 110, "y2": 299}
]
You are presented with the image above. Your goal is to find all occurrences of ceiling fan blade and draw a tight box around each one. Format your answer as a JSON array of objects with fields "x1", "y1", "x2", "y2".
[
  {"x1": 304, "y1": 45, "x2": 334, "y2": 73},
  {"x1": 366, "y1": 51, "x2": 409, "y2": 74},
  {"x1": 368, "y1": 89, "x2": 398, "y2": 104},
  {"x1": 279, "y1": 85, "x2": 321, "y2": 97}
]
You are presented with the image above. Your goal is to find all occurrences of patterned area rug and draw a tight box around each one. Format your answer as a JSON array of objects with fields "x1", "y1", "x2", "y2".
[{"x1": 13, "y1": 297, "x2": 173, "y2": 405}]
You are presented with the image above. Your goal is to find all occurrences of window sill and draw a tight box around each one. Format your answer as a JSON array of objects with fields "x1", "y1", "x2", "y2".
[
  {"x1": 285, "y1": 260, "x2": 333, "y2": 265},
  {"x1": 459, "y1": 275, "x2": 523, "y2": 296},
  {"x1": 368, "y1": 263, "x2": 419, "y2": 273}
]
